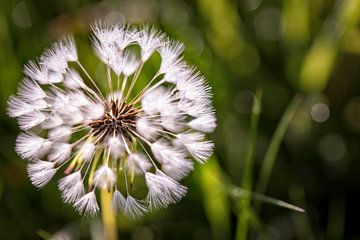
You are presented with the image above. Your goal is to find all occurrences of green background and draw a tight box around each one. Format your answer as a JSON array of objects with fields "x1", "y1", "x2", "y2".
[{"x1": 1, "y1": 0, "x2": 360, "y2": 239}]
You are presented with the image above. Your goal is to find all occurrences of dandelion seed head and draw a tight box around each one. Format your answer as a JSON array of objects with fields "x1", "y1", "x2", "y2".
[{"x1": 8, "y1": 22, "x2": 216, "y2": 217}]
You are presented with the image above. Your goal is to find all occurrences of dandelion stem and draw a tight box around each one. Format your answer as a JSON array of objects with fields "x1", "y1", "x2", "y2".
[{"x1": 100, "y1": 188, "x2": 118, "y2": 240}]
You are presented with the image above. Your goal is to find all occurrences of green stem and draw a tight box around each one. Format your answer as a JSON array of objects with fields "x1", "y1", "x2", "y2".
[
  {"x1": 36, "y1": 229, "x2": 51, "y2": 240},
  {"x1": 100, "y1": 189, "x2": 118, "y2": 240},
  {"x1": 235, "y1": 89, "x2": 262, "y2": 240},
  {"x1": 255, "y1": 95, "x2": 303, "y2": 212},
  {"x1": 231, "y1": 186, "x2": 304, "y2": 213},
  {"x1": 290, "y1": 184, "x2": 314, "y2": 240}
]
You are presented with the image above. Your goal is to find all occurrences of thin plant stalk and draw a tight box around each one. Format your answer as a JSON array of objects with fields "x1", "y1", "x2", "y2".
[
  {"x1": 255, "y1": 95, "x2": 303, "y2": 212},
  {"x1": 231, "y1": 186, "x2": 304, "y2": 213},
  {"x1": 290, "y1": 184, "x2": 314, "y2": 240},
  {"x1": 246, "y1": 207, "x2": 272, "y2": 240},
  {"x1": 36, "y1": 229, "x2": 51, "y2": 240},
  {"x1": 196, "y1": 156, "x2": 231, "y2": 240},
  {"x1": 100, "y1": 189, "x2": 118, "y2": 240},
  {"x1": 235, "y1": 89, "x2": 262, "y2": 240}
]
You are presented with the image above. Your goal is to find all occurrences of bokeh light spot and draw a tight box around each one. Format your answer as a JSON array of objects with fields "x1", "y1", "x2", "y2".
[
  {"x1": 12, "y1": 1, "x2": 32, "y2": 28},
  {"x1": 318, "y1": 134, "x2": 347, "y2": 162},
  {"x1": 311, "y1": 103, "x2": 330, "y2": 123},
  {"x1": 239, "y1": 0, "x2": 262, "y2": 11},
  {"x1": 105, "y1": 12, "x2": 126, "y2": 25}
]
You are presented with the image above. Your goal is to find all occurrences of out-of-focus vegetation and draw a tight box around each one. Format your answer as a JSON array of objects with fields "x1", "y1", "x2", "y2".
[{"x1": 1, "y1": 0, "x2": 360, "y2": 239}]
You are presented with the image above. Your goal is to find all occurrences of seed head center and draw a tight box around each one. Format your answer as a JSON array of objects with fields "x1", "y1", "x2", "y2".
[{"x1": 89, "y1": 100, "x2": 139, "y2": 140}]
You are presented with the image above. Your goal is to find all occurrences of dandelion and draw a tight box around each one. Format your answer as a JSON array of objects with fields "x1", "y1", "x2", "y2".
[{"x1": 7, "y1": 22, "x2": 216, "y2": 217}]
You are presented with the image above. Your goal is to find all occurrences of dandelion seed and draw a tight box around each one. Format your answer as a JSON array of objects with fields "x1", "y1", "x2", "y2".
[
  {"x1": 124, "y1": 195, "x2": 147, "y2": 219},
  {"x1": 40, "y1": 45, "x2": 68, "y2": 74},
  {"x1": 112, "y1": 189, "x2": 126, "y2": 213},
  {"x1": 58, "y1": 171, "x2": 82, "y2": 192},
  {"x1": 78, "y1": 142, "x2": 96, "y2": 162},
  {"x1": 145, "y1": 170, "x2": 187, "y2": 209},
  {"x1": 74, "y1": 191, "x2": 99, "y2": 216},
  {"x1": 107, "y1": 135, "x2": 125, "y2": 159},
  {"x1": 174, "y1": 133, "x2": 214, "y2": 163},
  {"x1": 93, "y1": 165, "x2": 116, "y2": 189},
  {"x1": 63, "y1": 69, "x2": 85, "y2": 89},
  {"x1": 59, "y1": 36, "x2": 78, "y2": 62},
  {"x1": 18, "y1": 111, "x2": 47, "y2": 130},
  {"x1": 126, "y1": 153, "x2": 152, "y2": 175},
  {"x1": 136, "y1": 117, "x2": 160, "y2": 140},
  {"x1": 7, "y1": 96, "x2": 42, "y2": 117},
  {"x1": 23, "y1": 60, "x2": 49, "y2": 84},
  {"x1": 48, "y1": 143, "x2": 72, "y2": 164},
  {"x1": 158, "y1": 40, "x2": 184, "y2": 74},
  {"x1": 15, "y1": 133, "x2": 52, "y2": 159},
  {"x1": 58, "y1": 171, "x2": 84, "y2": 204},
  {"x1": 188, "y1": 113, "x2": 217, "y2": 133},
  {"x1": 17, "y1": 78, "x2": 46, "y2": 101},
  {"x1": 8, "y1": 22, "x2": 216, "y2": 217},
  {"x1": 27, "y1": 160, "x2": 57, "y2": 188},
  {"x1": 48, "y1": 126, "x2": 72, "y2": 142},
  {"x1": 61, "y1": 181, "x2": 85, "y2": 204},
  {"x1": 161, "y1": 157, "x2": 194, "y2": 181}
]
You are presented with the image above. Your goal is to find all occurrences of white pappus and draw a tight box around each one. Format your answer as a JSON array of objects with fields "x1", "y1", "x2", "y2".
[{"x1": 7, "y1": 21, "x2": 216, "y2": 218}]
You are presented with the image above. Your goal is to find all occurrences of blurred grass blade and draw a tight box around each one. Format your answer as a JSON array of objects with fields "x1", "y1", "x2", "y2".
[
  {"x1": 241, "y1": 89, "x2": 262, "y2": 190},
  {"x1": 236, "y1": 203, "x2": 272, "y2": 240},
  {"x1": 326, "y1": 197, "x2": 346, "y2": 240},
  {"x1": 196, "y1": 156, "x2": 230, "y2": 240},
  {"x1": 290, "y1": 184, "x2": 315, "y2": 240},
  {"x1": 299, "y1": 0, "x2": 360, "y2": 92},
  {"x1": 250, "y1": 191, "x2": 304, "y2": 213},
  {"x1": 236, "y1": 89, "x2": 262, "y2": 240},
  {"x1": 0, "y1": 180, "x2": 3, "y2": 200},
  {"x1": 255, "y1": 95, "x2": 303, "y2": 211},
  {"x1": 195, "y1": 0, "x2": 259, "y2": 76},
  {"x1": 282, "y1": 0, "x2": 310, "y2": 46},
  {"x1": 36, "y1": 229, "x2": 51, "y2": 240},
  {"x1": 231, "y1": 187, "x2": 304, "y2": 213},
  {"x1": 247, "y1": 207, "x2": 273, "y2": 240}
]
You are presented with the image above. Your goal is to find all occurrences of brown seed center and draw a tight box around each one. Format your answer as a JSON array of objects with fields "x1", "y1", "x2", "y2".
[{"x1": 89, "y1": 100, "x2": 139, "y2": 141}]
